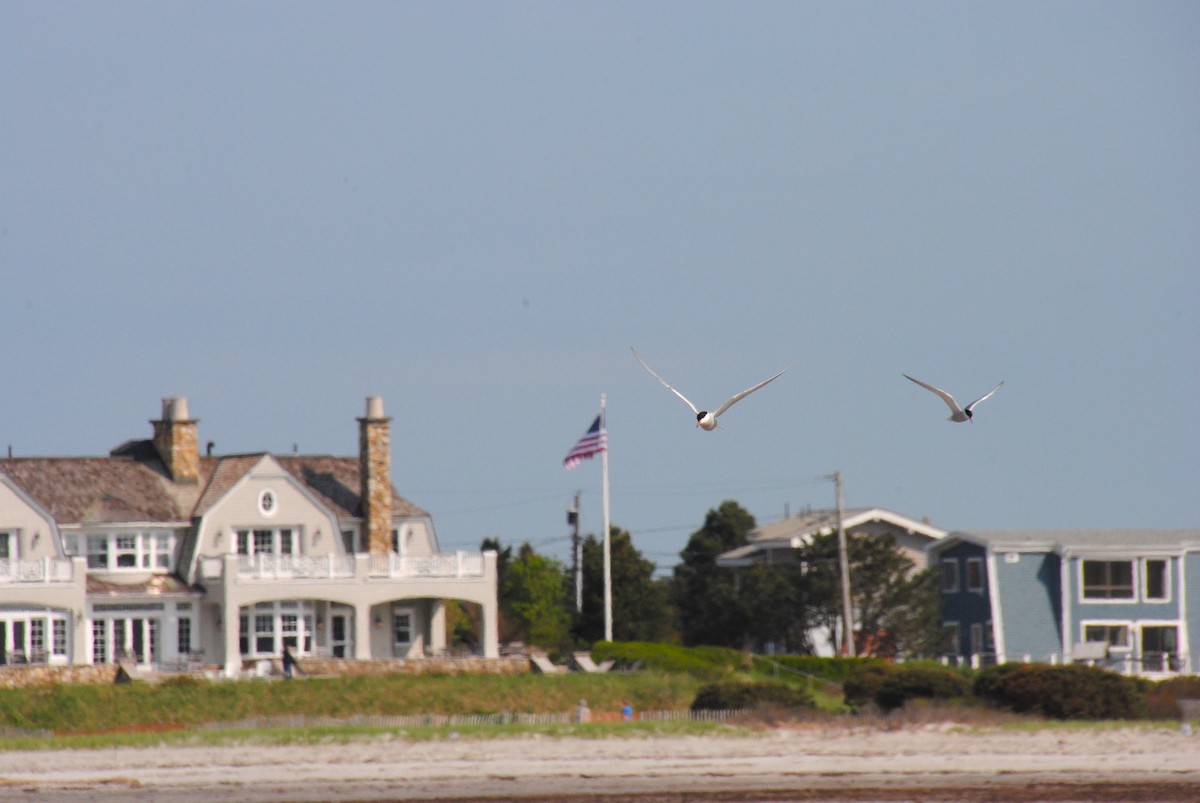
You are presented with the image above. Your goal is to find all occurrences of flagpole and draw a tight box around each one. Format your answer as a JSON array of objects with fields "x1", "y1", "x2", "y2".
[{"x1": 600, "y1": 393, "x2": 612, "y2": 642}]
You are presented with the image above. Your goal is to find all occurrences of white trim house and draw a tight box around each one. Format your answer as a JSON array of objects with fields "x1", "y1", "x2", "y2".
[
  {"x1": 0, "y1": 396, "x2": 499, "y2": 676},
  {"x1": 928, "y1": 529, "x2": 1200, "y2": 677}
]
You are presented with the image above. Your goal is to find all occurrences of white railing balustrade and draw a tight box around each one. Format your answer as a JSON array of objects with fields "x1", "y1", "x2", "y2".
[
  {"x1": 236, "y1": 554, "x2": 355, "y2": 580},
  {"x1": 368, "y1": 551, "x2": 486, "y2": 579},
  {"x1": 0, "y1": 557, "x2": 74, "y2": 584}
]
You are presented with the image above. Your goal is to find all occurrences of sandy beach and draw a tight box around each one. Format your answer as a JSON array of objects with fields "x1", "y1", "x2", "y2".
[{"x1": 0, "y1": 724, "x2": 1196, "y2": 802}]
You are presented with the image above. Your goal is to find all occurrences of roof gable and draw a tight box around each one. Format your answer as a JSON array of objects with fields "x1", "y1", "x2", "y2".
[{"x1": 748, "y1": 507, "x2": 946, "y2": 547}]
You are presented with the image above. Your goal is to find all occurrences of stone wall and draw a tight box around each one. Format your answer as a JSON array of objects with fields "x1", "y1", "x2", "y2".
[
  {"x1": 0, "y1": 664, "x2": 121, "y2": 688},
  {"x1": 0, "y1": 657, "x2": 530, "y2": 687}
]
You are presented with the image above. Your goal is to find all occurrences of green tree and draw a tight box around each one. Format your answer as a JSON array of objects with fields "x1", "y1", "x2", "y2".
[
  {"x1": 502, "y1": 543, "x2": 572, "y2": 649},
  {"x1": 576, "y1": 526, "x2": 670, "y2": 643},
  {"x1": 737, "y1": 561, "x2": 811, "y2": 653},
  {"x1": 798, "y1": 530, "x2": 942, "y2": 657},
  {"x1": 671, "y1": 500, "x2": 756, "y2": 648}
]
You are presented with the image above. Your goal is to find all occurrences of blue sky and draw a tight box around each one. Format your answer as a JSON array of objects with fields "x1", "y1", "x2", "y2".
[{"x1": 3, "y1": 3, "x2": 1197, "y2": 575}]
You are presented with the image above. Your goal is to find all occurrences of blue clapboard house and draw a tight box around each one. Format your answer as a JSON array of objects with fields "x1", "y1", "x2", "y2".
[{"x1": 928, "y1": 529, "x2": 1200, "y2": 677}]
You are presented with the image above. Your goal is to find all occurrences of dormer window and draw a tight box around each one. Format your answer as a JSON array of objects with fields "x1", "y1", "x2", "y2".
[
  {"x1": 81, "y1": 531, "x2": 176, "y2": 572},
  {"x1": 236, "y1": 528, "x2": 297, "y2": 556}
]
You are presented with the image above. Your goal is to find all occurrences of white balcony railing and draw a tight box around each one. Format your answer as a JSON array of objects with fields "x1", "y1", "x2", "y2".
[
  {"x1": 368, "y1": 551, "x2": 486, "y2": 579},
  {"x1": 0, "y1": 557, "x2": 74, "y2": 584},
  {"x1": 236, "y1": 554, "x2": 355, "y2": 580},
  {"x1": 203, "y1": 551, "x2": 488, "y2": 582}
]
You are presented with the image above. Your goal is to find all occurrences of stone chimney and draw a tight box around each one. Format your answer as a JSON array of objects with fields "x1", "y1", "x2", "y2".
[
  {"x1": 152, "y1": 396, "x2": 200, "y2": 483},
  {"x1": 358, "y1": 396, "x2": 393, "y2": 555}
]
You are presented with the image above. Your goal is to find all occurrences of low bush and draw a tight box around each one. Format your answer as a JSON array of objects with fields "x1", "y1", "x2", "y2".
[
  {"x1": 844, "y1": 662, "x2": 970, "y2": 712},
  {"x1": 1142, "y1": 675, "x2": 1200, "y2": 720},
  {"x1": 691, "y1": 679, "x2": 814, "y2": 711},
  {"x1": 974, "y1": 663, "x2": 1143, "y2": 720}
]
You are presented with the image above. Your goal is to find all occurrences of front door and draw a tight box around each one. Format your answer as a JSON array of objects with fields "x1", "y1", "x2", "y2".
[{"x1": 330, "y1": 614, "x2": 351, "y2": 659}]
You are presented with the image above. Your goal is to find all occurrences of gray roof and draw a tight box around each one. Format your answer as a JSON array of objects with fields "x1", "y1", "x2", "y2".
[
  {"x1": 1, "y1": 446, "x2": 427, "y2": 527},
  {"x1": 937, "y1": 529, "x2": 1200, "y2": 554},
  {"x1": 747, "y1": 507, "x2": 945, "y2": 545}
]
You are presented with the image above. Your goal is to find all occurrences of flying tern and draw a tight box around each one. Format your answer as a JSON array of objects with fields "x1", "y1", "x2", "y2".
[
  {"x1": 903, "y1": 374, "x2": 1004, "y2": 423},
  {"x1": 631, "y1": 347, "x2": 788, "y2": 430}
]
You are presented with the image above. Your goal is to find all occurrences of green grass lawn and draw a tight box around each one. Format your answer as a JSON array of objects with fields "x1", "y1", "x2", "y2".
[{"x1": 0, "y1": 671, "x2": 705, "y2": 735}]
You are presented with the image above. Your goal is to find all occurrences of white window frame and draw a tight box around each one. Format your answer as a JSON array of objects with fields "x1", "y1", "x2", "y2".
[
  {"x1": 1080, "y1": 559, "x2": 1136, "y2": 603},
  {"x1": 236, "y1": 527, "x2": 298, "y2": 557},
  {"x1": 1142, "y1": 558, "x2": 1170, "y2": 603},
  {"x1": 238, "y1": 600, "x2": 315, "y2": 659},
  {"x1": 258, "y1": 489, "x2": 278, "y2": 517},
  {"x1": 1081, "y1": 621, "x2": 1131, "y2": 653},
  {"x1": 940, "y1": 559, "x2": 959, "y2": 593},
  {"x1": 81, "y1": 531, "x2": 177, "y2": 573},
  {"x1": 0, "y1": 531, "x2": 14, "y2": 561},
  {"x1": 965, "y1": 557, "x2": 984, "y2": 593}
]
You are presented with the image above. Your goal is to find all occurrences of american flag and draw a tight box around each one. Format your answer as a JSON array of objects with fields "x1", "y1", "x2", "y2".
[{"x1": 563, "y1": 414, "x2": 607, "y2": 469}]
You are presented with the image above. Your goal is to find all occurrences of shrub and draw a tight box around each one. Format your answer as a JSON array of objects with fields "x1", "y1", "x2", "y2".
[
  {"x1": 1143, "y1": 676, "x2": 1200, "y2": 720},
  {"x1": 975, "y1": 663, "x2": 1143, "y2": 720},
  {"x1": 844, "y1": 662, "x2": 970, "y2": 712},
  {"x1": 591, "y1": 642, "x2": 749, "y2": 680},
  {"x1": 691, "y1": 679, "x2": 814, "y2": 711},
  {"x1": 755, "y1": 655, "x2": 877, "y2": 685}
]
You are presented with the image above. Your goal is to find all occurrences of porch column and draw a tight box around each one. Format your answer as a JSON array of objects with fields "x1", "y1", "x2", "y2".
[
  {"x1": 354, "y1": 603, "x2": 373, "y2": 660},
  {"x1": 481, "y1": 597, "x2": 499, "y2": 659},
  {"x1": 221, "y1": 605, "x2": 241, "y2": 677},
  {"x1": 429, "y1": 600, "x2": 446, "y2": 655}
]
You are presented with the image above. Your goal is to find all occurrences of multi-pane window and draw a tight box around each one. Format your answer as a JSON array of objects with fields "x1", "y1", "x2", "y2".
[
  {"x1": 1081, "y1": 560, "x2": 1134, "y2": 599},
  {"x1": 0, "y1": 531, "x2": 11, "y2": 559},
  {"x1": 177, "y1": 617, "x2": 192, "y2": 656},
  {"x1": 92, "y1": 620, "x2": 107, "y2": 663},
  {"x1": 1084, "y1": 623, "x2": 1130, "y2": 649},
  {"x1": 80, "y1": 532, "x2": 176, "y2": 572},
  {"x1": 51, "y1": 620, "x2": 67, "y2": 656},
  {"x1": 236, "y1": 528, "x2": 297, "y2": 556},
  {"x1": 1144, "y1": 559, "x2": 1168, "y2": 601},
  {"x1": 29, "y1": 619, "x2": 45, "y2": 659},
  {"x1": 87, "y1": 536, "x2": 109, "y2": 569},
  {"x1": 254, "y1": 530, "x2": 274, "y2": 555},
  {"x1": 255, "y1": 614, "x2": 275, "y2": 653},
  {"x1": 966, "y1": 558, "x2": 984, "y2": 592},
  {"x1": 115, "y1": 536, "x2": 138, "y2": 568},
  {"x1": 238, "y1": 602, "x2": 315, "y2": 658},
  {"x1": 940, "y1": 559, "x2": 959, "y2": 593},
  {"x1": 393, "y1": 611, "x2": 412, "y2": 645}
]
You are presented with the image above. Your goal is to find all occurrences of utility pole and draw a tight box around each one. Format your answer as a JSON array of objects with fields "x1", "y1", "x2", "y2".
[
  {"x1": 568, "y1": 492, "x2": 582, "y2": 613},
  {"x1": 830, "y1": 470, "x2": 856, "y2": 657}
]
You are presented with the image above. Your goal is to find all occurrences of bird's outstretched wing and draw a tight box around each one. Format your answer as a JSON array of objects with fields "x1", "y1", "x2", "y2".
[
  {"x1": 965, "y1": 380, "x2": 1005, "y2": 413},
  {"x1": 712, "y1": 367, "x2": 789, "y2": 419},
  {"x1": 631, "y1": 348, "x2": 699, "y2": 415},
  {"x1": 903, "y1": 374, "x2": 964, "y2": 416}
]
